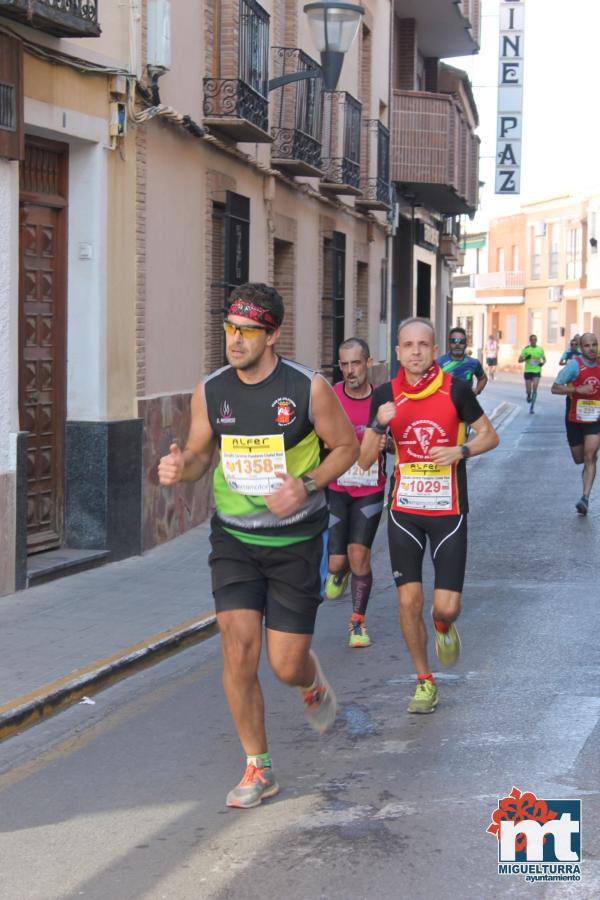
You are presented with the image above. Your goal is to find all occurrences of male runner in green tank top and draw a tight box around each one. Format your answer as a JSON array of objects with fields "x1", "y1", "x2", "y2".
[
  {"x1": 518, "y1": 334, "x2": 546, "y2": 413},
  {"x1": 159, "y1": 283, "x2": 358, "y2": 809}
]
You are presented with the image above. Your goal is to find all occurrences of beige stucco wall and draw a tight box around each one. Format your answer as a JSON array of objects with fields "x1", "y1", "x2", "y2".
[
  {"x1": 24, "y1": 56, "x2": 109, "y2": 120},
  {"x1": 143, "y1": 132, "x2": 278, "y2": 395},
  {"x1": 367, "y1": 0, "x2": 392, "y2": 123},
  {"x1": 152, "y1": 0, "x2": 205, "y2": 123},
  {"x1": 106, "y1": 132, "x2": 138, "y2": 419},
  {"x1": 62, "y1": 2, "x2": 134, "y2": 70}
]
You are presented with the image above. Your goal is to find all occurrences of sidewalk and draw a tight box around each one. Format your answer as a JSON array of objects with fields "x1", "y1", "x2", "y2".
[
  {"x1": 0, "y1": 523, "x2": 217, "y2": 740},
  {"x1": 0, "y1": 395, "x2": 515, "y2": 742}
]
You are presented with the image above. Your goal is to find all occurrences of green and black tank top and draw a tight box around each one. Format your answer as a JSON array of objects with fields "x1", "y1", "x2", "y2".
[{"x1": 203, "y1": 356, "x2": 327, "y2": 546}]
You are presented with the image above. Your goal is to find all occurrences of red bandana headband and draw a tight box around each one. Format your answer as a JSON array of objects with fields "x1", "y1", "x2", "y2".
[{"x1": 228, "y1": 298, "x2": 279, "y2": 329}]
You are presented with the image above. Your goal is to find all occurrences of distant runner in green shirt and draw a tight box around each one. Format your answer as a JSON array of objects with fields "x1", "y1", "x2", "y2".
[{"x1": 518, "y1": 334, "x2": 546, "y2": 414}]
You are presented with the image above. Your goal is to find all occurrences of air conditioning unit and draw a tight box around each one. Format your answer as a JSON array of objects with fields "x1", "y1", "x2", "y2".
[
  {"x1": 534, "y1": 221, "x2": 547, "y2": 237},
  {"x1": 548, "y1": 286, "x2": 563, "y2": 302},
  {"x1": 147, "y1": 0, "x2": 171, "y2": 71}
]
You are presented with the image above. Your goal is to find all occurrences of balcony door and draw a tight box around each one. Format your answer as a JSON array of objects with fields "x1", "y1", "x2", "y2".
[
  {"x1": 322, "y1": 231, "x2": 346, "y2": 381},
  {"x1": 18, "y1": 139, "x2": 68, "y2": 553}
]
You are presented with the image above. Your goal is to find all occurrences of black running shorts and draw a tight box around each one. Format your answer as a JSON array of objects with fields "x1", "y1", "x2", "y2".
[
  {"x1": 209, "y1": 518, "x2": 327, "y2": 634},
  {"x1": 387, "y1": 510, "x2": 468, "y2": 593},
  {"x1": 524, "y1": 372, "x2": 541, "y2": 381},
  {"x1": 327, "y1": 489, "x2": 385, "y2": 556},
  {"x1": 565, "y1": 416, "x2": 600, "y2": 446}
]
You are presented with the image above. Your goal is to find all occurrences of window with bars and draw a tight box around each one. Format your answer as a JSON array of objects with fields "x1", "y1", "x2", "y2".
[
  {"x1": 321, "y1": 232, "x2": 346, "y2": 380},
  {"x1": 239, "y1": 0, "x2": 270, "y2": 97},
  {"x1": 208, "y1": 191, "x2": 250, "y2": 372}
]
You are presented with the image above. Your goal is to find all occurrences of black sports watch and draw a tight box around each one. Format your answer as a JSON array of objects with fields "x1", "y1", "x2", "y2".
[
  {"x1": 460, "y1": 444, "x2": 471, "y2": 460},
  {"x1": 300, "y1": 475, "x2": 319, "y2": 496}
]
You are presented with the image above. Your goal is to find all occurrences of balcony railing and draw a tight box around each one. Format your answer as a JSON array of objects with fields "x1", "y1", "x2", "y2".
[
  {"x1": 320, "y1": 91, "x2": 362, "y2": 195},
  {"x1": 0, "y1": 0, "x2": 100, "y2": 37},
  {"x1": 203, "y1": 0, "x2": 271, "y2": 142},
  {"x1": 270, "y1": 48, "x2": 323, "y2": 176},
  {"x1": 391, "y1": 90, "x2": 479, "y2": 216},
  {"x1": 474, "y1": 271, "x2": 525, "y2": 290},
  {"x1": 356, "y1": 120, "x2": 390, "y2": 210}
]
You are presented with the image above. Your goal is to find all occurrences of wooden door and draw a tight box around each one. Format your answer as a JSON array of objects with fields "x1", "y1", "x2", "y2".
[
  {"x1": 19, "y1": 140, "x2": 68, "y2": 553},
  {"x1": 491, "y1": 311, "x2": 500, "y2": 340}
]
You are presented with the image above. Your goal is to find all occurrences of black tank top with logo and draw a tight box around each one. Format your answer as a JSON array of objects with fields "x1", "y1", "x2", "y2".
[{"x1": 203, "y1": 357, "x2": 328, "y2": 546}]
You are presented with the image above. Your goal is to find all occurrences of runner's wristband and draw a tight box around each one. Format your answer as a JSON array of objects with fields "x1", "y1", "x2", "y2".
[{"x1": 370, "y1": 418, "x2": 387, "y2": 434}]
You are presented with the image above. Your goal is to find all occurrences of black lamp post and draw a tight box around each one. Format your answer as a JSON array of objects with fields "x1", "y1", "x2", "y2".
[{"x1": 268, "y1": 1, "x2": 364, "y2": 93}]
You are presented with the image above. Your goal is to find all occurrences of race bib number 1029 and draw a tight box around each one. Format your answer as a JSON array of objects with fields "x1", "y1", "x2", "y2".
[
  {"x1": 576, "y1": 399, "x2": 600, "y2": 423},
  {"x1": 395, "y1": 462, "x2": 452, "y2": 511},
  {"x1": 221, "y1": 434, "x2": 286, "y2": 495}
]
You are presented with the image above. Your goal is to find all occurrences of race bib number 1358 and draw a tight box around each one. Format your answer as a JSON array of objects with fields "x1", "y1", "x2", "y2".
[{"x1": 221, "y1": 434, "x2": 286, "y2": 495}]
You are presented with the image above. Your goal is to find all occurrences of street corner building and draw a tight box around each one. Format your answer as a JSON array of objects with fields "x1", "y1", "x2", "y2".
[
  {"x1": 454, "y1": 193, "x2": 600, "y2": 375},
  {"x1": 0, "y1": 0, "x2": 481, "y2": 597}
]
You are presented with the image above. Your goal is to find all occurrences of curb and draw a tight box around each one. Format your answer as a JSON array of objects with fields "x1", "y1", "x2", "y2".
[
  {"x1": 0, "y1": 611, "x2": 217, "y2": 743},
  {"x1": 488, "y1": 400, "x2": 517, "y2": 428}
]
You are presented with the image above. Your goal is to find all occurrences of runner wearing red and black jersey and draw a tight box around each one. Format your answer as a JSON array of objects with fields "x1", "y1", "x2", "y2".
[
  {"x1": 551, "y1": 332, "x2": 600, "y2": 515},
  {"x1": 325, "y1": 338, "x2": 387, "y2": 648},
  {"x1": 359, "y1": 317, "x2": 499, "y2": 714}
]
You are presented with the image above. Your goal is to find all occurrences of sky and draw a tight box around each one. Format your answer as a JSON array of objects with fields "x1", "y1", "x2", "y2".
[{"x1": 450, "y1": 0, "x2": 600, "y2": 229}]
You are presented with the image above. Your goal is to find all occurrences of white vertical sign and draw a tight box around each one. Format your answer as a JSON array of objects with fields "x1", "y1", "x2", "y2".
[{"x1": 495, "y1": 1, "x2": 525, "y2": 194}]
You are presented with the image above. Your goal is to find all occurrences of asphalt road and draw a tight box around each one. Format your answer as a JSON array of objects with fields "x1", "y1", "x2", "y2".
[{"x1": 1, "y1": 378, "x2": 599, "y2": 900}]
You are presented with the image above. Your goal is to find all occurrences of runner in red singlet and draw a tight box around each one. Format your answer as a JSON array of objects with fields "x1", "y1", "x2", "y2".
[{"x1": 359, "y1": 318, "x2": 499, "y2": 714}]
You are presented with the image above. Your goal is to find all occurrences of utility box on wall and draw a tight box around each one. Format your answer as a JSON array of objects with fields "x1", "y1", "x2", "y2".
[{"x1": 0, "y1": 34, "x2": 24, "y2": 161}]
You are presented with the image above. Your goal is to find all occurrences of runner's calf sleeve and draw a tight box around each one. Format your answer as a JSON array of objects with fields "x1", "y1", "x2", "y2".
[{"x1": 351, "y1": 572, "x2": 373, "y2": 617}]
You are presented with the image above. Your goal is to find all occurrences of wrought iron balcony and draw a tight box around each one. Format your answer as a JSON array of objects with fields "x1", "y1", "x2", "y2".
[
  {"x1": 356, "y1": 119, "x2": 390, "y2": 211},
  {"x1": 391, "y1": 90, "x2": 479, "y2": 216},
  {"x1": 203, "y1": 0, "x2": 271, "y2": 143},
  {"x1": 270, "y1": 47, "x2": 323, "y2": 177},
  {"x1": 320, "y1": 91, "x2": 361, "y2": 196},
  {"x1": 203, "y1": 78, "x2": 270, "y2": 141},
  {"x1": 0, "y1": 0, "x2": 100, "y2": 37}
]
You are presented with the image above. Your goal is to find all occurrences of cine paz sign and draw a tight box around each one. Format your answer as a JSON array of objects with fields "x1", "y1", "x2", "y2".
[{"x1": 495, "y1": 0, "x2": 525, "y2": 194}]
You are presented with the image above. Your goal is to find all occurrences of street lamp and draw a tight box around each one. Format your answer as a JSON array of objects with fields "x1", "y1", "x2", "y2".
[{"x1": 268, "y1": 1, "x2": 364, "y2": 93}]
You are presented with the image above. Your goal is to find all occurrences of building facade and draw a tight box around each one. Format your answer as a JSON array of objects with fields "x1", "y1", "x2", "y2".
[
  {"x1": 390, "y1": 1, "x2": 481, "y2": 359},
  {"x1": 454, "y1": 194, "x2": 596, "y2": 376},
  {"x1": 0, "y1": 3, "x2": 140, "y2": 596},
  {"x1": 0, "y1": 0, "x2": 481, "y2": 596}
]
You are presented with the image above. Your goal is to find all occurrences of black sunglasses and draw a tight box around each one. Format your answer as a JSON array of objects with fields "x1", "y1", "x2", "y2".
[{"x1": 449, "y1": 337, "x2": 467, "y2": 344}]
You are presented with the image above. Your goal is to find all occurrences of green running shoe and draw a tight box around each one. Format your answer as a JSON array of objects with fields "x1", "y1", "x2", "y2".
[
  {"x1": 348, "y1": 618, "x2": 371, "y2": 648},
  {"x1": 226, "y1": 763, "x2": 279, "y2": 809},
  {"x1": 407, "y1": 680, "x2": 438, "y2": 714},
  {"x1": 434, "y1": 623, "x2": 461, "y2": 667},
  {"x1": 324, "y1": 571, "x2": 350, "y2": 600}
]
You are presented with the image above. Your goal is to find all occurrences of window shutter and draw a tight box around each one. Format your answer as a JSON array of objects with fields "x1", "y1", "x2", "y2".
[{"x1": 0, "y1": 34, "x2": 24, "y2": 161}]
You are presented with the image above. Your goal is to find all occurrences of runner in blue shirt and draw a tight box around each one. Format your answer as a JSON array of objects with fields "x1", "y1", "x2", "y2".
[
  {"x1": 559, "y1": 335, "x2": 580, "y2": 366},
  {"x1": 438, "y1": 327, "x2": 488, "y2": 395}
]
